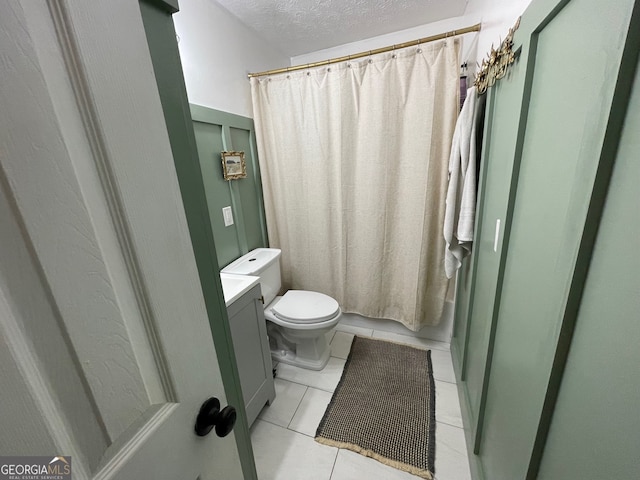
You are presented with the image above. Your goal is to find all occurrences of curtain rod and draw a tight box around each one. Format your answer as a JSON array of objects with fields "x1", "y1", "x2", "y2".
[{"x1": 247, "y1": 23, "x2": 481, "y2": 78}]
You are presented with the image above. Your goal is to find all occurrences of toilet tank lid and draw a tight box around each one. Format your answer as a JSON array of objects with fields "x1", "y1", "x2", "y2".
[
  {"x1": 221, "y1": 248, "x2": 281, "y2": 275},
  {"x1": 272, "y1": 290, "x2": 340, "y2": 324}
]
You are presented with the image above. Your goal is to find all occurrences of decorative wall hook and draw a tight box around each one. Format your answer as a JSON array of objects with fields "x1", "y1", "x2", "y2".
[{"x1": 475, "y1": 17, "x2": 521, "y2": 94}]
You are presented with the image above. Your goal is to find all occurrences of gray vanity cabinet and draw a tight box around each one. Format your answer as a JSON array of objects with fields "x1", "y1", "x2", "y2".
[{"x1": 226, "y1": 283, "x2": 275, "y2": 426}]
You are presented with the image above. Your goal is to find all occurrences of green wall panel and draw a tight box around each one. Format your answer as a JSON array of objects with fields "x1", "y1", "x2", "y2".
[
  {"x1": 451, "y1": 257, "x2": 472, "y2": 357},
  {"x1": 230, "y1": 127, "x2": 265, "y2": 253},
  {"x1": 192, "y1": 121, "x2": 242, "y2": 266},
  {"x1": 469, "y1": 1, "x2": 636, "y2": 479},
  {"x1": 453, "y1": 0, "x2": 638, "y2": 478},
  {"x1": 537, "y1": 45, "x2": 640, "y2": 480},
  {"x1": 191, "y1": 105, "x2": 268, "y2": 268},
  {"x1": 462, "y1": 70, "x2": 527, "y2": 449}
]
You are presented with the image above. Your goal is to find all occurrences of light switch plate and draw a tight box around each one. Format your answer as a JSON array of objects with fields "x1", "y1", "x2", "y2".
[{"x1": 222, "y1": 206, "x2": 234, "y2": 227}]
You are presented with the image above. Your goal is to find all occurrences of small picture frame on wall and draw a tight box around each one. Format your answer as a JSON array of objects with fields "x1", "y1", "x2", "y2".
[{"x1": 221, "y1": 151, "x2": 247, "y2": 180}]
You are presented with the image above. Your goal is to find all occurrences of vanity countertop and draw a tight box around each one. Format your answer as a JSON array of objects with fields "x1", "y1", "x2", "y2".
[{"x1": 220, "y1": 273, "x2": 260, "y2": 307}]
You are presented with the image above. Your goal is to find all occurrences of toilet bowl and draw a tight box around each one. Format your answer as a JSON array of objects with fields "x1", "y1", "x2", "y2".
[
  {"x1": 221, "y1": 248, "x2": 342, "y2": 370},
  {"x1": 265, "y1": 290, "x2": 341, "y2": 370}
]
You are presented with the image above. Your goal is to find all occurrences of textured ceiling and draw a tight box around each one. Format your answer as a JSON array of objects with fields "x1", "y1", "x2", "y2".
[{"x1": 213, "y1": 0, "x2": 469, "y2": 57}]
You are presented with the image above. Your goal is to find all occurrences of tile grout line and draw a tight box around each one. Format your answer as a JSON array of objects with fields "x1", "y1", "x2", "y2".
[
  {"x1": 436, "y1": 418, "x2": 465, "y2": 430},
  {"x1": 328, "y1": 446, "x2": 340, "y2": 480},
  {"x1": 255, "y1": 416, "x2": 318, "y2": 441},
  {"x1": 286, "y1": 385, "x2": 309, "y2": 429},
  {"x1": 287, "y1": 428, "x2": 317, "y2": 440},
  {"x1": 254, "y1": 417, "x2": 317, "y2": 439},
  {"x1": 274, "y1": 374, "x2": 340, "y2": 393},
  {"x1": 254, "y1": 417, "x2": 290, "y2": 431},
  {"x1": 433, "y1": 377, "x2": 457, "y2": 385}
]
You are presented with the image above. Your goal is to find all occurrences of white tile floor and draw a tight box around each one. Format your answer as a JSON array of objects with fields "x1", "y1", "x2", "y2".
[{"x1": 250, "y1": 321, "x2": 472, "y2": 480}]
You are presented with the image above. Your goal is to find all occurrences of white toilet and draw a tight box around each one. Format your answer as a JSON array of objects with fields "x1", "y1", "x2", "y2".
[{"x1": 222, "y1": 248, "x2": 341, "y2": 370}]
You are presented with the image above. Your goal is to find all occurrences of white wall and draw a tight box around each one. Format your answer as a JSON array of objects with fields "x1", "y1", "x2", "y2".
[
  {"x1": 465, "y1": 0, "x2": 534, "y2": 67},
  {"x1": 174, "y1": 0, "x2": 532, "y2": 118},
  {"x1": 173, "y1": 0, "x2": 289, "y2": 118},
  {"x1": 292, "y1": 16, "x2": 481, "y2": 70},
  {"x1": 292, "y1": 0, "x2": 533, "y2": 77}
]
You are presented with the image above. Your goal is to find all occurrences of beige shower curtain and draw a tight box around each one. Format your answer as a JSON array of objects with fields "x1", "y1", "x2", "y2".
[{"x1": 251, "y1": 39, "x2": 459, "y2": 330}]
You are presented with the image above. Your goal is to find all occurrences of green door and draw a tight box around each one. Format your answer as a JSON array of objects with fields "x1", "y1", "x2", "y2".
[{"x1": 454, "y1": 0, "x2": 638, "y2": 478}]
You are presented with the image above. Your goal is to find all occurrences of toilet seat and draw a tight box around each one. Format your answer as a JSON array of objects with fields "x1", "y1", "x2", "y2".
[{"x1": 271, "y1": 290, "x2": 340, "y2": 324}]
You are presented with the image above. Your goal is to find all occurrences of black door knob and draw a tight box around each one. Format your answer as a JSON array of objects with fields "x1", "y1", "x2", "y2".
[{"x1": 194, "y1": 397, "x2": 237, "y2": 437}]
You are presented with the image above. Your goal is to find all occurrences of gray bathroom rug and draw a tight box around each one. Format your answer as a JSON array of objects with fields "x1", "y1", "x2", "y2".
[{"x1": 315, "y1": 336, "x2": 436, "y2": 479}]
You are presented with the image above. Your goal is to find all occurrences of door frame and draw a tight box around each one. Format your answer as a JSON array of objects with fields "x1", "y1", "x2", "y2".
[{"x1": 138, "y1": 2, "x2": 258, "y2": 479}]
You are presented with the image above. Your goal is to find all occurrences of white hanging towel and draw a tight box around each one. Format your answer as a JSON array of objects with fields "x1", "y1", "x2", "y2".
[{"x1": 444, "y1": 86, "x2": 480, "y2": 278}]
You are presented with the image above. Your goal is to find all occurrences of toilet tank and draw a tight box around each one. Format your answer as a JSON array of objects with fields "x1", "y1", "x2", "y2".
[{"x1": 221, "y1": 248, "x2": 282, "y2": 306}]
